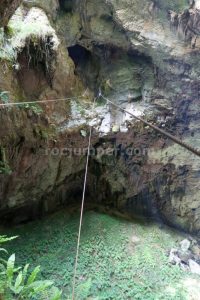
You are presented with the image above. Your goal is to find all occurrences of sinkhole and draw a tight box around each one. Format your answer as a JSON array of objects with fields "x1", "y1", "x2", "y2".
[{"x1": 0, "y1": 148, "x2": 164, "y2": 227}]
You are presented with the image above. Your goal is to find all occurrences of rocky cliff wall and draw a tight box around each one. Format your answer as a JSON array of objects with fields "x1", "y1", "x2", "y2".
[
  {"x1": 0, "y1": 0, "x2": 200, "y2": 233},
  {"x1": 0, "y1": 0, "x2": 22, "y2": 27}
]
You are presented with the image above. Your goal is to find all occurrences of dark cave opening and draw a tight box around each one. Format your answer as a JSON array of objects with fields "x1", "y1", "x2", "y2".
[
  {"x1": 68, "y1": 44, "x2": 91, "y2": 67},
  {"x1": 0, "y1": 154, "x2": 159, "y2": 226},
  {"x1": 59, "y1": 0, "x2": 74, "y2": 13},
  {"x1": 68, "y1": 44, "x2": 100, "y2": 91},
  {"x1": 67, "y1": 42, "x2": 156, "y2": 102}
]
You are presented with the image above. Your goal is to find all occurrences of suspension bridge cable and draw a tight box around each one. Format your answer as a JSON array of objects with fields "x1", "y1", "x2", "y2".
[
  {"x1": 71, "y1": 96, "x2": 97, "y2": 300},
  {"x1": 100, "y1": 93, "x2": 200, "y2": 158}
]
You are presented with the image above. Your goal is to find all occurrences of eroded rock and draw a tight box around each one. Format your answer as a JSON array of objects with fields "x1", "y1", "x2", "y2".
[
  {"x1": 189, "y1": 259, "x2": 200, "y2": 275},
  {"x1": 0, "y1": 0, "x2": 200, "y2": 233},
  {"x1": 180, "y1": 239, "x2": 191, "y2": 252},
  {"x1": 0, "y1": 0, "x2": 22, "y2": 27}
]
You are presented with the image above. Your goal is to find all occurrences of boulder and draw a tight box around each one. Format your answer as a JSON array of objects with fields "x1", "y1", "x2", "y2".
[
  {"x1": 189, "y1": 259, "x2": 200, "y2": 275},
  {"x1": 169, "y1": 248, "x2": 181, "y2": 265},
  {"x1": 180, "y1": 239, "x2": 191, "y2": 252}
]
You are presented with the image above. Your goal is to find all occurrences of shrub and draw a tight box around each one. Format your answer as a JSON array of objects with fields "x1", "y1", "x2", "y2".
[{"x1": 0, "y1": 235, "x2": 62, "y2": 300}]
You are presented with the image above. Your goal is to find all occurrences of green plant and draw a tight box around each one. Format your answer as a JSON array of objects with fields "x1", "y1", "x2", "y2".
[
  {"x1": 0, "y1": 236, "x2": 62, "y2": 300},
  {"x1": 0, "y1": 160, "x2": 12, "y2": 175},
  {"x1": 19, "y1": 103, "x2": 43, "y2": 115},
  {"x1": 0, "y1": 29, "x2": 16, "y2": 62},
  {"x1": 0, "y1": 147, "x2": 12, "y2": 175},
  {"x1": 0, "y1": 236, "x2": 17, "y2": 245},
  {"x1": 3, "y1": 211, "x2": 195, "y2": 300},
  {"x1": 0, "y1": 236, "x2": 18, "y2": 264},
  {"x1": 0, "y1": 91, "x2": 10, "y2": 104},
  {"x1": 4, "y1": 26, "x2": 15, "y2": 39}
]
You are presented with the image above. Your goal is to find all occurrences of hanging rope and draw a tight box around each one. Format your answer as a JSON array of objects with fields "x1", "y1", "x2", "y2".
[
  {"x1": 71, "y1": 96, "x2": 97, "y2": 300},
  {"x1": 0, "y1": 90, "x2": 200, "y2": 300},
  {"x1": 100, "y1": 93, "x2": 200, "y2": 158}
]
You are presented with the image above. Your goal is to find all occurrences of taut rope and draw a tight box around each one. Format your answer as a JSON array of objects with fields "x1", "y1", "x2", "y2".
[
  {"x1": 0, "y1": 96, "x2": 83, "y2": 107},
  {"x1": 100, "y1": 93, "x2": 200, "y2": 158},
  {"x1": 1, "y1": 93, "x2": 200, "y2": 300},
  {"x1": 1, "y1": 94, "x2": 199, "y2": 157}
]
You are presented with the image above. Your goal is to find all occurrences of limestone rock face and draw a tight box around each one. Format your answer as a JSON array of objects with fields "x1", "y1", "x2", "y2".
[
  {"x1": 0, "y1": 0, "x2": 22, "y2": 27},
  {"x1": 0, "y1": 0, "x2": 200, "y2": 233}
]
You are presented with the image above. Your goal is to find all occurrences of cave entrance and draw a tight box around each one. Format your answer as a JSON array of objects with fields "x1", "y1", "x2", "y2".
[
  {"x1": 68, "y1": 44, "x2": 91, "y2": 67},
  {"x1": 68, "y1": 44, "x2": 100, "y2": 91},
  {"x1": 59, "y1": 0, "x2": 74, "y2": 13}
]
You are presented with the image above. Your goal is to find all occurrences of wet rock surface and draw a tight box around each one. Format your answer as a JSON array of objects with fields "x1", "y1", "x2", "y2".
[{"x1": 0, "y1": 0, "x2": 200, "y2": 233}]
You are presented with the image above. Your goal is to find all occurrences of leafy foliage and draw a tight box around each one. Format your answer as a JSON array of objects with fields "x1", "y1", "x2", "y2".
[
  {"x1": 0, "y1": 236, "x2": 62, "y2": 300},
  {"x1": 19, "y1": 103, "x2": 43, "y2": 115},
  {"x1": 0, "y1": 236, "x2": 18, "y2": 245},
  {"x1": 2, "y1": 211, "x2": 198, "y2": 299},
  {"x1": 0, "y1": 91, "x2": 10, "y2": 104}
]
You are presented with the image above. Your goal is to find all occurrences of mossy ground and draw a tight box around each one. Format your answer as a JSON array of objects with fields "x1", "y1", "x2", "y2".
[{"x1": 1, "y1": 210, "x2": 200, "y2": 299}]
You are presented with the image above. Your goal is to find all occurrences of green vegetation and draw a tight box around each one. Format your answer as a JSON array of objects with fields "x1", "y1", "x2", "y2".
[
  {"x1": 0, "y1": 147, "x2": 12, "y2": 175},
  {"x1": 0, "y1": 91, "x2": 44, "y2": 116},
  {"x1": 0, "y1": 28, "x2": 16, "y2": 62},
  {"x1": 2, "y1": 211, "x2": 200, "y2": 299},
  {"x1": 19, "y1": 103, "x2": 43, "y2": 115},
  {"x1": 33, "y1": 125, "x2": 49, "y2": 141},
  {"x1": 0, "y1": 6, "x2": 59, "y2": 64},
  {"x1": 0, "y1": 236, "x2": 62, "y2": 300},
  {"x1": 0, "y1": 91, "x2": 10, "y2": 104}
]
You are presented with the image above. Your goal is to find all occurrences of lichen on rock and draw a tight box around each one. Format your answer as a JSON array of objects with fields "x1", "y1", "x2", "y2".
[
  {"x1": 9, "y1": 7, "x2": 59, "y2": 54},
  {"x1": 0, "y1": 5, "x2": 59, "y2": 67}
]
